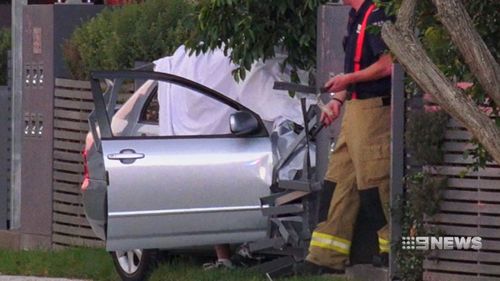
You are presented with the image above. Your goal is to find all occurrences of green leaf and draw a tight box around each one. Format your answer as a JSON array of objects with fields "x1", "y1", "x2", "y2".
[
  {"x1": 239, "y1": 67, "x2": 246, "y2": 81},
  {"x1": 185, "y1": 0, "x2": 328, "y2": 83}
]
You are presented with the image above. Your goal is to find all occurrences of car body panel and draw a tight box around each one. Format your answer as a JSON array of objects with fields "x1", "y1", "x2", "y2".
[
  {"x1": 85, "y1": 71, "x2": 273, "y2": 251},
  {"x1": 82, "y1": 79, "x2": 158, "y2": 241},
  {"x1": 104, "y1": 137, "x2": 272, "y2": 251},
  {"x1": 82, "y1": 178, "x2": 107, "y2": 240},
  {"x1": 82, "y1": 133, "x2": 107, "y2": 240}
]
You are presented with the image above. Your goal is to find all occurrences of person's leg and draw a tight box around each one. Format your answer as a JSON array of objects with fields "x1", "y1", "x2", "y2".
[
  {"x1": 303, "y1": 123, "x2": 360, "y2": 272},
  {"x1": 204, "y1": 244, "x2": 233, "y2": 270},
  {"x1": 215, "y1": 244, "x2": 232, "y2": 264},
  {"x1": 318, "y1": 180, "x2": 336, "y2": 223},
  {"x1": 349, "y1": 98, "x2": 391, "y2": 265},
  {"x1": 306, "y1": 173, "x2": 359, "y2": 271},
  {"x1": 374, "y1": 178, "x2": 390, "y2": 266}
]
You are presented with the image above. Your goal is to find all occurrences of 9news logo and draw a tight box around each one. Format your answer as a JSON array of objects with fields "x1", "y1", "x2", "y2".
[{"x1": 402, "y1": 236, "x2": 482, "y2": 250}]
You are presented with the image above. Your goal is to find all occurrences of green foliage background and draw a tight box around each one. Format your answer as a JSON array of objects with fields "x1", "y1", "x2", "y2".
[
  {"x1": 64, "y1": 0, "x2": 195, "y2": 80},
  {"x1": 186, "y1": 0, "x2": 329, "y2": 81},
  {"x1": 397, "y1": 171, "x2": 447, "y2": 281},
  {"x1": 0, "y1": 27, "x2": 11, "y2": 85},
  {"x1": 405, "y1": 111, "x2": 448, "y2": 165},
  {"x1": 400, "y1": 107, "x2": 449, "y2": 281}
]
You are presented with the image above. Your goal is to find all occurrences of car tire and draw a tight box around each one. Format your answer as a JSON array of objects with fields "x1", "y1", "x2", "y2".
[{"x1": 111, "y1": 249, "x2": 158, "y2": 281}]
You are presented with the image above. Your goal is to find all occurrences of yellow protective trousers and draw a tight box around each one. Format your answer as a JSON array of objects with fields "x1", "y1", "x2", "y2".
[{"x1": 306, "y1": 97, "x2": 391, "y2": 270}]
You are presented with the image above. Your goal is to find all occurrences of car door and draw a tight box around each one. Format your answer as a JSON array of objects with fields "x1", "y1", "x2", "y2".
[{"x1": 89, "y1": 71, "x2": 273, "y2": 251}]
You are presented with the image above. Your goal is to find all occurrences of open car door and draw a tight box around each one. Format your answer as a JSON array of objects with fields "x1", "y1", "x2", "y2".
[{"x1": 89, "y1": 71, "x2": 273, "y2": 251}]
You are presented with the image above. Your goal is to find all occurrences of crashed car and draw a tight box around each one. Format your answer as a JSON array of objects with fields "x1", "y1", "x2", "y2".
[
  {"x1": 82, "y1": 46, "x2": 320, "y2": 281},
  {"x1": 83, "y1": 72, "x2": 269, "y2": 280},
  {"x1": 81, "y1": 61, "x2": 326, "y2": 281}
]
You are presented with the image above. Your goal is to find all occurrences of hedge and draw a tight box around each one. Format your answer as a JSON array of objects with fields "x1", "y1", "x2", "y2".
[
  {"x1": 64, "y1": 0, "x2": 194, "y2": 80},
  {"x1": 0, "y1": 28, "x2": 10, "y2": 85}
]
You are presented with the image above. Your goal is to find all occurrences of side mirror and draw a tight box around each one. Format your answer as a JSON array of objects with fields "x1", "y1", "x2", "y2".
[{"x1": 230, "y1": 111, "x2": 260, "y2": 136}]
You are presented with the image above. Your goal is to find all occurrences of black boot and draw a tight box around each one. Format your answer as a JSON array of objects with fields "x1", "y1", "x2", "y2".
[
  {"x1": 372, "y1": 253, "x2": 389, "y2": 267},
  {"x1": 294, "y1": 261, "x2": 345, "y2": 276}
]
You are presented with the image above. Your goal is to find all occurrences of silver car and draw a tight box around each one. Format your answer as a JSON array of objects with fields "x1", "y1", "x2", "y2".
[{"x1": 83, "y1": 70, "x2": 284, "y2": 280}]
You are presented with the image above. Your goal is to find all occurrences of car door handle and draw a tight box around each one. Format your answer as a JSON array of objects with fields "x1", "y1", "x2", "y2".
[
  {"x1": 107, "y1": 149, "x2": 145, "y2": 163},
  {"x1": 107, "y1": 153, "x2": 145, "y2": 160}
]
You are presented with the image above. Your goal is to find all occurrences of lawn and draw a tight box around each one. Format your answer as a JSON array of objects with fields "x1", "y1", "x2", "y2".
[
  {"x1": 0, "y1": 247, "x2": 347, "y2": 281},
  {"x1": 0, "y1": 247, "x2": 116, "y2": 280}
]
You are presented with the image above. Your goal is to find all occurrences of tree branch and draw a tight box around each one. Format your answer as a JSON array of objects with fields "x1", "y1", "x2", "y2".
[
  {"x1": 432, "y1": 0, "x2": 500, "y2": 106},
  {"x1": 382, "y1": 22, "x2": 500, "y2": 164},
  {"x1": 395, "y1": 0, "x2": 417, "y2": 31}
]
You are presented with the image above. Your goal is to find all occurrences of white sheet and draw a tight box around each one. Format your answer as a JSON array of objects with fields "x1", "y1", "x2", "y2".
[{"x1": 153, "y1": 45, "x2": 304, "y2": 136}]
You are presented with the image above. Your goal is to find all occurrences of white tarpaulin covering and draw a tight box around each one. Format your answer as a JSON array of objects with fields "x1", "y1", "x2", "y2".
[{"x1": 153, "y1": 45, "x2": 304, "y2": 136}]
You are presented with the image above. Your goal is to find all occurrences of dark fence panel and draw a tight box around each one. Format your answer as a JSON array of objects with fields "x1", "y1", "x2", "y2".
[
  {"x1": 52, "y1": 78, "x2": 104, "y2": 248},
  {"x1": 52, "y1": 78, "x2": 133, "y2": 249},
  {"x1": 0, "y1": 85, "x2": 10, "y2": 230},
  {"x1": 400, "y1": 91, "x2": 500, "y2": 280},
  {"x1": 423, "y1": 117, "x2": 500, "y2": 280}
]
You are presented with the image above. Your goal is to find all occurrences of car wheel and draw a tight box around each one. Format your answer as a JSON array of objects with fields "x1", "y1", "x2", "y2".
[{"x1": 111, "y1": 249, "x2": 158, "y2": 281}]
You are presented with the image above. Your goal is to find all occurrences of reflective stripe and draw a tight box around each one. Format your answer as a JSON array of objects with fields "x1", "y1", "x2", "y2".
[
  {"x1": 311, "y1": 240, "x2": 350, "y2": 255},
  {"x1": 379, "y1": 245, "x2": 390, "y2": 253},
  {"x1": 379, "y1": 238, "x2": 390, "y2": 253},
  {"x1": 378, "y1": 238, "x2": 390, "y2": 246},
  {"x1": 310, "y1": 232, "x2": 351, "y2": 255},
  {"x1": 313, "y1": 232, "x2": 351, "y2": 246}
]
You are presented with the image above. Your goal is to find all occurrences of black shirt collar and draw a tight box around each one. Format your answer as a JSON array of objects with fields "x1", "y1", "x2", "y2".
[{"x1": 349, "y1": 0, "x2": 374, "y2": 21}]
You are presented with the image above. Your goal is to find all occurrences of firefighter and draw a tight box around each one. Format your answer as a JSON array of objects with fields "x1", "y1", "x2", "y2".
[{"x1": 297, "y1": 0, "x2": 393, "y2": 275}]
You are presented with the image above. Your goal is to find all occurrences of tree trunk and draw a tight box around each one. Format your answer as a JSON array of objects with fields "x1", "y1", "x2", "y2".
[
  {"x1": 432, "y1": 0, "x2": 500, "y2": 106},
  {"x1": 381, "y1": 20, "x2": 500, "y2": 164}
]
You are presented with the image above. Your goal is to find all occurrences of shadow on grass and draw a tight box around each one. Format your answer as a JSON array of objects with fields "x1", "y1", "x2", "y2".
[{"x1": 150, "y1": 257, "x2": 346, "y2": 281}]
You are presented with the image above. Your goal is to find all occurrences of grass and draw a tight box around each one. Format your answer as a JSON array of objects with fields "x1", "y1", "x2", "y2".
[
  {"x1": 149, "y1": 259, "x2": 343, "y2": 281},
  {"x1": 0, "y1": 247, "x2": 347, "y2": 281},
  {"x1": 0, "y1": 247, "x2": 117, "y2": 281}
]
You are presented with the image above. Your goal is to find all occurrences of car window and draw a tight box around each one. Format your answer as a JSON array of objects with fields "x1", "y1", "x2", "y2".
[
  {"x1": 111, "y1": 80, "x2": 157, "y2": 137},
  {"x1": 111, "y1": 80, "x2": 241, "y2": 138},
  {"x1": 153, "y1": 82, "x2": 237, "y2": 137},
  {"x1": 139, "y1": 88, "x2": 159, "y2": 125},
  {"x1": 92, "y1": 71, "x2": 267, "y2": 146}
]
